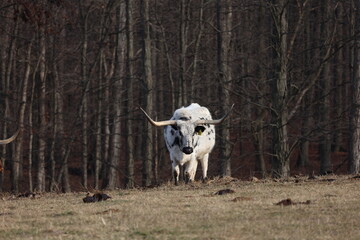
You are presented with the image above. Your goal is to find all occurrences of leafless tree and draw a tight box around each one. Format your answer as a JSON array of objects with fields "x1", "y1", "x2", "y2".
[
  {"x1": 217, "y1": 0, "x2": 233, "y2": 177},
  {"x1": 349, "y1": 0, "x2": 360, "y2": 174},
  {"x1": 141, "y1": 0, "x2": 154, "y2": 187},
  {"x1": 125, "y1": 0, "x2": 135, "y2": 188}
]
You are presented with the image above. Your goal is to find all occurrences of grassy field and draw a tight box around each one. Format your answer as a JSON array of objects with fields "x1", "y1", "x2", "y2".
[{"x1": 1, "y1": 175, "x2": 360, "y2": 240}]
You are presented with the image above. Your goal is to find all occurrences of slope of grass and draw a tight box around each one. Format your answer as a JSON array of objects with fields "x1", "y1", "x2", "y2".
[{"x1": 1, "y1": 175, "x2": 360, "y2": 239}]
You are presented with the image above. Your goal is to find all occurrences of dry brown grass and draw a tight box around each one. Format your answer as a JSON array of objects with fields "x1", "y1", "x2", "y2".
[{"x1": 1, "y1": 175, "x2": 360, "y2": 239}]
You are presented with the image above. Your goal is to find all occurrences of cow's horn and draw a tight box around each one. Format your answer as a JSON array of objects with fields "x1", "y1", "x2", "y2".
[
  {"x1": 0, "y1": 129, "x2": 20, "y2": 145},
  {"x1": 140, "y1": 108, "x2": 177, "y2": 127},
  {"x1": 196, "y1": 104, "x2": 234, "y2": 125}
]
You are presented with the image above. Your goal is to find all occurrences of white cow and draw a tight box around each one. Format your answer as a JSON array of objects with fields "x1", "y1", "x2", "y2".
[{"x1": 141, "y1": 103, "x2": 233, "y2": 185}]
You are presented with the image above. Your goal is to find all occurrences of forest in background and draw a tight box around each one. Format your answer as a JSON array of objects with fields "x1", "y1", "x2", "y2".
[{"x1": 1, "y1": 0, "x2": 360, "y2": 193}]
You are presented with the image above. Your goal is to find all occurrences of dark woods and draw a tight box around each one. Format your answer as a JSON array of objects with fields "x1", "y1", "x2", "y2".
[{"x1": 1, "y1": 0, "x2": 360, "y2": 193}]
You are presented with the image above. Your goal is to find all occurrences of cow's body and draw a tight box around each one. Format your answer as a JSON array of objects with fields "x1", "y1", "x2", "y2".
[
  {"x1": 163, "y1": 103, "x2": 215, "y2": 184},
  {"x1": 140, "y1": 103, "x2": 233, "y2": 185}
]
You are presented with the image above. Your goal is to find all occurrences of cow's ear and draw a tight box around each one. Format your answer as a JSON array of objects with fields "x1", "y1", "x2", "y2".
[{"x1": 195, "y1": 126, "x2": 206, "y2": 135}]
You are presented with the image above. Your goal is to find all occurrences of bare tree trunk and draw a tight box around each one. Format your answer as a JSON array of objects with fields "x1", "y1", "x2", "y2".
[
  {"x1": 349, "y1": 0, "x2": 360, "y2": 174},
  {"x1": 28, "y1": 55, "x2": 40, "y2": 193},
  {"x1": 158, "y1": 22, "x2": 175, "y2": 110},
  {"x1": 333, "y1": 3, "x2": 345, "y2": 153},
  {"x1": 36, "y1": 21, "x2": 47, "y2": 192},
  {"x1": 107, "y1": 4, "x2": 126, "y2": 190},
  {"x1": 179, "y1": 0, "x2": 188, "y2": 106},
  {"x1": 28, "y1": 107, "x2": 34, "y2": 192},
  {"x1": 49, "y1": 36, "x2": 57, "y2": 191},
  {"x1": 3, "y1": 16, "x2": 18, "y2": 192},
  {"x1": 319, "y1": 3, "x2": 334, "y2": 175},
  {"x1": 0, "y1": 32, "x2": 7, "y2": 192},
  {"x1": 298, "y1": 90, "x2": 313, "y2": 168},
  {"x1": 190, "y1": 0, "x2": 204, "y2": 102},
  {"x1": 13, "y1": 39, "x2": 33, "y2": 193},
  {"x1": 102, "y1": 36, "x2": 117, "y2": 188},
  {"x1": 154, "y1": 27, "x2": 167, "y2": 171},
  {"x1": 56, "y1": 80, "x2": 70, "y2": 191},
  {"x1": 79, "y1": 2, "x2": 89, "y2": 190},
  {"x1": 142, "y1": 0, "x2": 153, "y2": 187},
  {"x1": 52, "y1": 16, "x2": 71, "y2": 191},
  {"x1": 297, "y1": 15, "x2": 313, "y2": 168},
  {"x1": 95, "y1": 51, "x2": 104, "y2": 190},
  {"x1": 125, "y1": 0, "x2": 135, "y2": 188},
  {"x1": 270, "y1": 0, "x2": 290, "y2": 178},
  {"x1": 253, "y1": 108, "x2": 266, "y2": 178},
  {"x1": 253, "y1": 4, "x2": 267, "y2": 178},
  {"x1": 94, "y1": 4, "x2": 109, "y2": 190},
  {"x1": 57, "y1": 27, "x2": 71, "y2": 193},
  {"x1": 101, "y1": 42, "x2": 115, "y2": 189},
  {"x1": 217, "y1": 0, "x2": 233, "y2": 177}
]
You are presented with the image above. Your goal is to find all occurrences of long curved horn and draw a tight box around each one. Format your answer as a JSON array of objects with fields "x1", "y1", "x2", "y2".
[
  {"x1": 140, "y1": 108, "x2": 177, "y2": 127},
  {"x1": 196, "y1": 104, "x2": 234, "y2": 125},
  {"x1": 0, "y1": 129, "x2": 20, "y2": 145}
]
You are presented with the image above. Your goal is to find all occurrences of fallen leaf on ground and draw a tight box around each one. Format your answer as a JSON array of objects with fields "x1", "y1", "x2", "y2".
[
  {"x1": 213, "y1": 189, "x2": 235, "y2": 195},
  {"x1": 83, "y1": 193, "x2": 111, "y2": 203},
  {"x1": 275, "y1": 198, "x2": 311, "y2": 206}
]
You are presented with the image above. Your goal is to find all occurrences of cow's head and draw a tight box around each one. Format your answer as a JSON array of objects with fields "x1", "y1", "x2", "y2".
[
  {"x1": 168, "y1": 120, "x2": 207, "y2": 154},
  {"x1": 140, "y1": 105, "x2": 234, "y2": 155}
]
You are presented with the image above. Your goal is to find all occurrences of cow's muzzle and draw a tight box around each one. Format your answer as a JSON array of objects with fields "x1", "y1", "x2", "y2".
[{"x1": 182, "y1": 147, "x2": 193, "y2": 155}]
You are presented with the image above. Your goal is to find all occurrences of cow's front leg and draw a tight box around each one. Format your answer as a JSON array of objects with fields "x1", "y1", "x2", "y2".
[
  {"x1": 172, "y1": 160, "x2": 180, "y2": 186},
  {"x1": 184, "y1": 157, "x2": 198, "y2": 183},
  {"x1": 199, "y1": 153, "x2": 209, "y2": 182}
]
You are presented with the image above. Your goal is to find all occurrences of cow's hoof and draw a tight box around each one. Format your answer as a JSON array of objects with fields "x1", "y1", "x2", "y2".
[
  {"x1": 202, "y1": 177, "x2": 209, "y2": 183},
  {"x1": 185, "y1": 172, "x2": 191, "y2": 184}
]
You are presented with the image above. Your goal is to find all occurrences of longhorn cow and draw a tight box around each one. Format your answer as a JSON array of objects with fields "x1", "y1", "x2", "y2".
[{"x1": 141, "y1": 103, "x2": 233, "y2": 185}]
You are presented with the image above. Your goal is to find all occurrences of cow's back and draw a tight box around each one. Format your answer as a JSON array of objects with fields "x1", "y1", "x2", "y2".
[{"x1": 173, "y1": 103, "x2": 212, "y2": 121}]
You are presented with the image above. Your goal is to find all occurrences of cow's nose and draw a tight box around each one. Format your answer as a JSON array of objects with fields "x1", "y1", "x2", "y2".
[{"x1": 182, "y1": 147, "x2": 193, "y2": 154}]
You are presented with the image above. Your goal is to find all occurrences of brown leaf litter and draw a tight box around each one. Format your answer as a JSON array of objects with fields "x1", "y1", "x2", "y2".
[
  {"x1": 83, "y1": 193, "x2": 111, "y2": 203},
  {"x1": 275, "y1": 198, "x2": 311, "y2": 206},
  {"x1": 213, "y1": 189, "x2": 235, "y2": 195}
]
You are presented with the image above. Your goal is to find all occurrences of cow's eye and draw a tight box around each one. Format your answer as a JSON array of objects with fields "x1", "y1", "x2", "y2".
[
  {"x1": 171, "y1": 125, "x2": 178, "y2": 131},
  {"x1": 195, "y1": 126, "x2": 206, "y2": 135}
]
